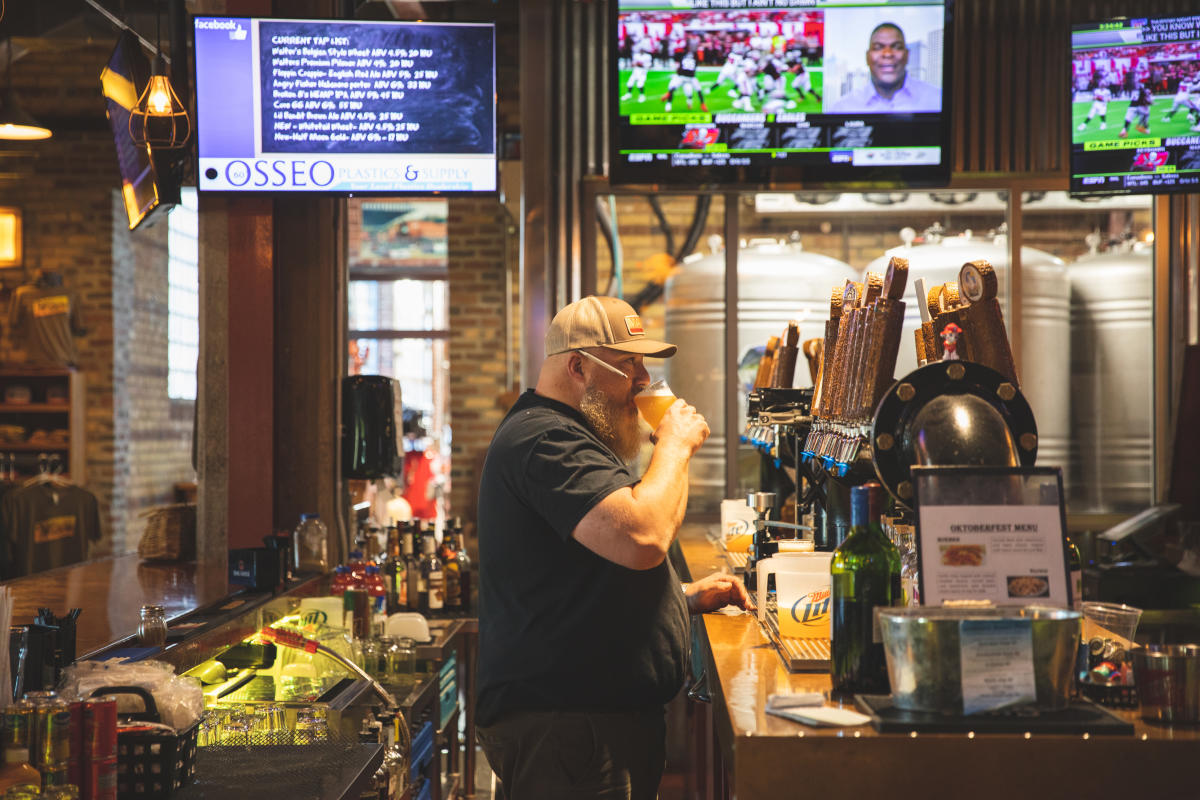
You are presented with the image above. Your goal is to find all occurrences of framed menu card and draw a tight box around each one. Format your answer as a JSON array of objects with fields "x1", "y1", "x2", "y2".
[{"x1": 912, "y1": 466, "x2": 1072, "y2": 608}]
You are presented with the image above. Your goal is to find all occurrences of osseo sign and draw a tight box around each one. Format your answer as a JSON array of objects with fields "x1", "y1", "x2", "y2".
[{"x1": 208, "y1": 159, "x2": 336, "y2": 188}]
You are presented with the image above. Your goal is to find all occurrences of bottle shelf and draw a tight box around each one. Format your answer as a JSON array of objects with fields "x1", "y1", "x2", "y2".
[{"x1": 0, "y1": 443, "x2": 70, "y2": 452}]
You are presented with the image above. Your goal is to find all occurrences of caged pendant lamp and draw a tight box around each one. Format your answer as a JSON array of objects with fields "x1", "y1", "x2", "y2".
[
  {"x1": 128, "y1": 1, "x2": 189, "y2": 149},
  {"x1": 0, "y1": 40, "x2": 52, "y2": 141}
]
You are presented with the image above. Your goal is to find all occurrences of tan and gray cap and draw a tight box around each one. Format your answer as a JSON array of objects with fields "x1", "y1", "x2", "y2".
[{"x1": 545, "y1": 295, "x2": 677, "y2": 358}]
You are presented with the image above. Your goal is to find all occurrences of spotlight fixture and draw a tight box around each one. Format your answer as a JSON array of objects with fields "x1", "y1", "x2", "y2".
[{"x1": 128, "y1": 2, "x2": 189, "y2": 149}]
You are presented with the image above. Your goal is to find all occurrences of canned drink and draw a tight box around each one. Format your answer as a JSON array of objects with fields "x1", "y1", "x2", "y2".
[
  {"x1": 83, "y1": 698, "x2": 117, "y2": 760},
  {"x1": 2, "y1": 704, "x2": 34, "y2": 750},
  {"x1": 44, "y1": 787, "x2": 82, "y2": 800},
  {"x1": 86, "y1": 756, "x2": 118, "y2": 800},
  {"x1": 68, "y1": 701, "x2": 85, "y2": 787},
  {"x1": 40, "y1": 763, "x2": 70, "y2": 786},
  {"x1": 32, "y1": 700, "x2": 72, "y2": 768}
]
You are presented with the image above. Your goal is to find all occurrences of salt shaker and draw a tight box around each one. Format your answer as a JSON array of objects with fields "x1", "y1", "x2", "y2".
[{"x1": 138, "y1": 605, "x2": 168, "y2": 647}]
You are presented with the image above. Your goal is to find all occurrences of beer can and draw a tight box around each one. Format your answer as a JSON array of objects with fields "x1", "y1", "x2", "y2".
[
  {"x1": 68, "y1": 701, "x2": 85, "y2": 788},
  {"x1": 41, "y1": 763, "x2": 71, "y2": 787},
  {"x1": 33, "y1": 700, "x2": 72, "y2": 768},
  {"x1": 83, "y1": 697, "x2": 117, "y2": 760},
  {"x1": 86, "y1": 756, "x2": 118, "y2": 800},
  {"x1": 2, "y1": 703, "x2": 34, "y2": 749}
]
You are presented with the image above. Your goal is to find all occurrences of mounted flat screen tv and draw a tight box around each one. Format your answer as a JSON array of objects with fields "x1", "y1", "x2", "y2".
[
  {"x1": 193, "y1": 17, "x2": 496, "y2": 194},
  {"x1": 1070, "y1": 14, "x2": 1200, "y2": 197},
  {"x1": 609, "y1": 0, "x2": 953, "y2": 188},
  {"x1": 100, "y1": 30, "x2": 161, "y2": 229}
]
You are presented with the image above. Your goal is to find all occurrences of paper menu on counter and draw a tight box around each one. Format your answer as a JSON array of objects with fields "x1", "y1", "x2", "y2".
[
  {"x1": 912, "y1": 467, "x2": 1071, "y2": 609},
  {"x1": 959, "y1": 619, "x2": 1037, "y2": 715}
]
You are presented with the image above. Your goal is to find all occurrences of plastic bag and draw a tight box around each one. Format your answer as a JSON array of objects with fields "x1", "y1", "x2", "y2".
[{"x1": 58, "y1": 659, "x2": 204, "y2": 730}]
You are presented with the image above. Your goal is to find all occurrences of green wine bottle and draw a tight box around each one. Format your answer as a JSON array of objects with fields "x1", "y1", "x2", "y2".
[
  {"x1": 831, "y1": 482, "x2": 902, "y2": 697},
  {"x1": 1065, "y1": 532, "x2": 1083, "y2": 610}
]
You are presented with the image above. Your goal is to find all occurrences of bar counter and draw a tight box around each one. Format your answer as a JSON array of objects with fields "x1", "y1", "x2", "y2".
[
  {"x1": 7, "y1": 554, "x2": 229, "y2": 657},
  {"x1": 677, "y1": 524, "x2": 1198, "y2": 798}
]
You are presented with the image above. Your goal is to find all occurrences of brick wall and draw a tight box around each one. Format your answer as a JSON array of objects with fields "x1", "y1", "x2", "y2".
[
  {"x1": 114, "y1": 201, "x2": 196, "y2": 538},
  {"x1": 446, "y1": 199, "x2": 516, "y2": 527},
  {"x1": 0, "y1": 38, "x2": 194, "y2": 559}
]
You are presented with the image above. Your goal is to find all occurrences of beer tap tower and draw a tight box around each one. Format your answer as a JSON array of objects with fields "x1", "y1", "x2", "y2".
[
  {"x1": 801, "y1": 257, "x2": 911, "y2": 546},
  {"x1": 796, "y1": 256, "x2": 1041, "y2": 546},
  {"x1": 742, "y1": 320, "x2": 825, "y2": 548}
]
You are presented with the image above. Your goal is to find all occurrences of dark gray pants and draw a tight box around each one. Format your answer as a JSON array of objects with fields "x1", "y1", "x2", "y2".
[{"x1": 477, "y1": 708, "x2": 666, "y2": 800}]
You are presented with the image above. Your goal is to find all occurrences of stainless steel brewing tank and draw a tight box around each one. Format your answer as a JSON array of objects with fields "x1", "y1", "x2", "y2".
[
  {"x1": 1067, "y1": 246, "x2": 1152, "y2": 511},
  {"x1": 664, "y1": 240, "x2": 859, "y2": 511},
  {"x1": 864, "y1": 235, "x2": 1070, "y2": 485}
]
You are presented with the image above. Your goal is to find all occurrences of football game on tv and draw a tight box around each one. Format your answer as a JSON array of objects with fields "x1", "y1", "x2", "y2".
[
  {"x1": 611, "y1": 0, "x2": 951, "y2": 187},
  {"x1": 1070, "y1": 14, "x2": 1200, "y2": 196}
]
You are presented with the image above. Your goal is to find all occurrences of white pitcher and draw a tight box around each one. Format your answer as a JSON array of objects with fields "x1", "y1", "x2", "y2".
[{"x1": 757, "y1": 551, "x2": 833, "y2": 639}]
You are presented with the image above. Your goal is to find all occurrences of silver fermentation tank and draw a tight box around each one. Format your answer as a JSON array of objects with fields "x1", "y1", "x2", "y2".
[
  {"x1": 1067, "y1": 241, "x2": 1153, "y2": 511},
  {"x1": 665, "y1": 238, "x2": 859, "y2": 510},
  {"x1": 864, "y1": 228, "x2": 1071, "y2": 488}
]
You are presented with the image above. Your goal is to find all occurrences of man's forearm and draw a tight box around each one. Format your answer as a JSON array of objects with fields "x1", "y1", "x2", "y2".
[{"x1": 628, "y1": 440, "x2": 692, "y2": 550}]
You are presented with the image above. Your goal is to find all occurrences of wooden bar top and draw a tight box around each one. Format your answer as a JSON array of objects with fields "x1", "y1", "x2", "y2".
[
  {"x1": 5, "y1": 554, "x2": 228, "y2": 658},
  {"x1": 678, "y1": 524, "x2": 1198, "y2": 799}
]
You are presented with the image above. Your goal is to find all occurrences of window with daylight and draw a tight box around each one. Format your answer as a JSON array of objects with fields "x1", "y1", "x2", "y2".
[
  {"x1": 348, "y1": 199, "x2": 450, "y2": 521},
  {"x1": 167, "y1": 188, "x2": 199, "y2": 401}
]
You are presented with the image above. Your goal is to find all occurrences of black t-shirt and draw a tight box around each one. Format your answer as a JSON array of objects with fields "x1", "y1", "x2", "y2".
[
  {"x1": 475, "y1": 390, "x2": 690, "y2": 727},
  {"x1": 0, "y1": 483, "x2": 100, "y2": 579}
]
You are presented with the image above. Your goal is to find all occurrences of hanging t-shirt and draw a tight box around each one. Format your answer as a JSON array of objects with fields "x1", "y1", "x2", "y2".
[
  {"x1": 9, "y1": 282, "x2": 85, "y2": 367},
  {"x1": 402, "y1": 449, "x2": 438, "y2": 519},
  {"x1": 0, "y1": 482, "x2": 101, "y2": 579}
]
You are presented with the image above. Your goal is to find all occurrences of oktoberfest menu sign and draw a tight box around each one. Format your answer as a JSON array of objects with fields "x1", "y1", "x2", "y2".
[{"x1": 912, "y1": 467, "x2": 1071, "y2": 608}]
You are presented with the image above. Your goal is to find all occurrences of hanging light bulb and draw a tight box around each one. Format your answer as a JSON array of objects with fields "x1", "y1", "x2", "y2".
[
  {"x1": 0, "y1": 89, "x2": 52, "y2": 140},
  {"x1": 129, "y1": 51, "x2": 189, "y2": 149},
  {"x1": 128, "y1": 2, "x2": 189, "y2": 149},
  {"x1": 0, "y1": 40, "x2": 52, "y2": 141}
]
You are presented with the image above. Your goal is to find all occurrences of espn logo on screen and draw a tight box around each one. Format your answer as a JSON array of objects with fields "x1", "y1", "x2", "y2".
[{"x1": 624, "y1": 315, "x2": 644, "y2": 336}]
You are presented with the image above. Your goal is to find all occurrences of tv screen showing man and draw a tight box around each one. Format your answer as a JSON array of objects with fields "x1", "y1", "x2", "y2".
[{"x1": 825, "y1": 7, "x2": 943, "y2": 114}]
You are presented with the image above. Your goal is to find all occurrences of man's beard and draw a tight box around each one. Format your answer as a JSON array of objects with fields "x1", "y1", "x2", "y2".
[{"x1": 579, "y1": 383, "x2": 642, "y2": 462}]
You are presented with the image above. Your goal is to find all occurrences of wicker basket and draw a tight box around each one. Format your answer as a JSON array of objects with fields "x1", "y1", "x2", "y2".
[{"x1": 137, "y1": 503, "x2": 197, "y2": 561}]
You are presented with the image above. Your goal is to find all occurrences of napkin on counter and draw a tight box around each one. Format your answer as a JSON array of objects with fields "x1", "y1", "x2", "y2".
[
  {"x1": 765, "y1": 692, "x2": 872, "y2": 728},
  {"x1": 766, "y1": 692, "x2": 825, "y2": 709}
]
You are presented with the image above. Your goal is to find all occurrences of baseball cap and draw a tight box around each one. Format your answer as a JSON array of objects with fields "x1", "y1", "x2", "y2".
[{"x1": 545, "y1": 295, "x2": 677, "y2": 358}]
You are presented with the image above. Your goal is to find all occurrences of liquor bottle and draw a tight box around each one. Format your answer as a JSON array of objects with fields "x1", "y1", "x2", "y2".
[
  {"x1": 0, "y1": 706, "x2": 42, "y2": 794},
  {"x1": 1065, "y1": 532, "x2": 1083, "y2": 610},
  {"x1": 438, "y1": 517, "x2": 460, "y2": 563},
  {"x1": 454, "y1": 526, "x2": 473, "y2": 615},
  {"x1": 443, "y1": 520, "x2": 463, "y2": 613},
  {"x1": 384, "y1": 525, "x2": 406, "y2": 614},
  {"x1": 830, "y1": 482, "x2": 901, "y2": 697},
  {"x1": 403, "y1": 522, "x2": 421, "y2": 613},
  {"x1": 418, "y1": 531, "x2": 445, "y2": 617}
]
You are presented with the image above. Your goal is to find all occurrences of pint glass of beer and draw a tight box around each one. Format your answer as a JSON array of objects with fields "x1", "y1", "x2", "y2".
[{"x1": 635, "y1": 380, "x2": 676, "y2": 428}]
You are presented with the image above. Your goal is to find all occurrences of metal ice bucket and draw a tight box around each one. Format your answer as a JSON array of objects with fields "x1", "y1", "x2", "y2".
[
  {"x1": 1132, "y1": 644, "x2": 1200, "y2": 724},
  {"x1": 878, "y1": 606, "x2": 1081, "y2": 714}
]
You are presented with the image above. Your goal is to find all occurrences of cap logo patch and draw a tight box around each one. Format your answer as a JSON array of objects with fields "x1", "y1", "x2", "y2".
[{"x1": 624, "y1": 315, "x2": 644, "y2": 336}]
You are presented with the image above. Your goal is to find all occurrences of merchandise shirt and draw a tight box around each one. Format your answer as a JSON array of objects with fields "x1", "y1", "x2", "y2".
[
  {"x1": 0, "y1": 482, "x2": 100, "y2": 579},
  {"x1": 475, "y1": 390, "x2": 690, "y2": 727},
  {"x1": 8, "y1": 282, "x2": 85, "y2": 367}
]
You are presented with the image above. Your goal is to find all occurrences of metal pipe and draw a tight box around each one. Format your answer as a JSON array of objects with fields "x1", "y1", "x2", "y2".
[{"x1": 81, "y1": 0, "x2": 169, "y2": 65}]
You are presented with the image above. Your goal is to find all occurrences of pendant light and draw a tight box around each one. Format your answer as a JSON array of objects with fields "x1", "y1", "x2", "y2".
[
  {"x1": 128, "y1": 1, "x2": 189, "y2": 149},
  {"x1": 0, "y1": 41, "x2": 52, "y2": 141}
]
